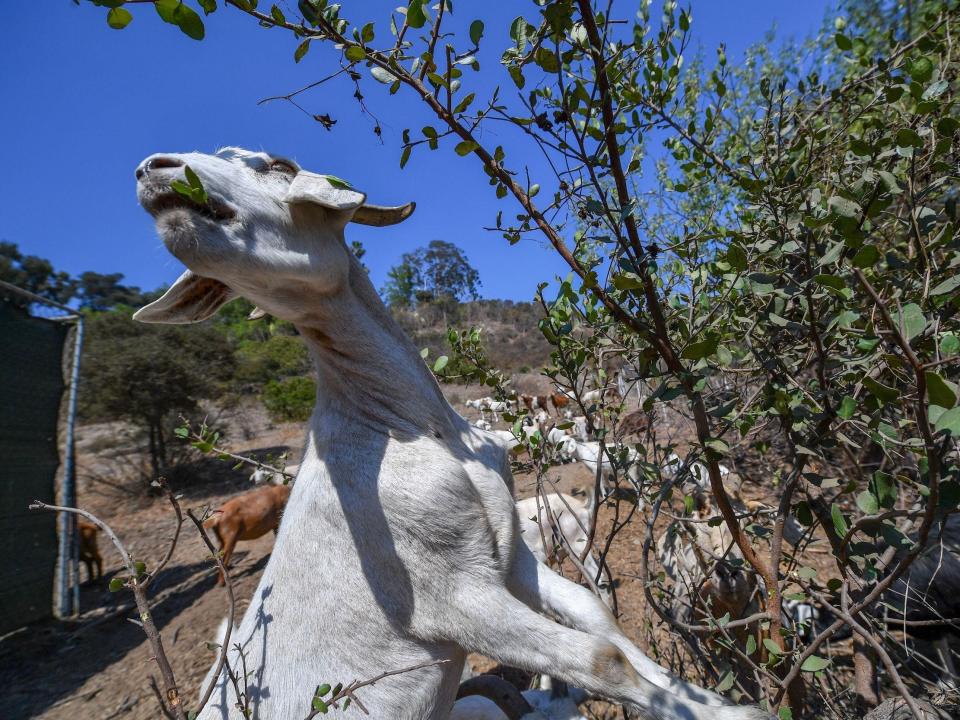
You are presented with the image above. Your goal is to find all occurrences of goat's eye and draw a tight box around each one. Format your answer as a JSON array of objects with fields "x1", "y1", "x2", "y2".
[{"x1": 269, "y1": 160, "x2": 297, "y2": 175}]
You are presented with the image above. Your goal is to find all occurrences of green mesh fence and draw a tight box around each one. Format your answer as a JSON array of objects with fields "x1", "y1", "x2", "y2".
[{"x1": 0, "y1": 299, "x2": 68, "y2": 634}]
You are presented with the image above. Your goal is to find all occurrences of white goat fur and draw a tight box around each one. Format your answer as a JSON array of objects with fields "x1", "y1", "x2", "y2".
[
  {"x1": 250, "y1": 463, "x2": 300, "y2": 485},
  {"x1": 133, "y1": 147, "x2": 770, "y2": 720},
  {"x1": 515, "y1": 493, "x2": 607, "y2": 602}
]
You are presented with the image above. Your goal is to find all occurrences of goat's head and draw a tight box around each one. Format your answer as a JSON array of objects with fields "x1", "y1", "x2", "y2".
[{"x1": 132, "y1": 147, "x2": 414, "y2": 324}]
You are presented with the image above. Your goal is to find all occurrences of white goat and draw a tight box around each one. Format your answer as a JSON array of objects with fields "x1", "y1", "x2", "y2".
[
  {"x1": 565, "y1": 439, "x2": 642, "y2": 501},
  {"x1": 249, "y1": 462, "x2": 299, "y2": 485},
  {"x1": 580, "y1": 389, "x2": 602, "y2": 406},
  {"x1": 452, "y1": 676, "x2": 588, "y2": 720},
  {"x1": 133, "y1": 147, "x2": 770, "y2": 720},
  {"x1": 515, "y1": 492, "x2": 610, "y2": 604}
]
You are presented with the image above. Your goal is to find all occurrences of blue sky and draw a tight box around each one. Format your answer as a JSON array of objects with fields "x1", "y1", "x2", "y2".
[{"x1": 0, "y1": 1, "x2": 834, "y2": 302}]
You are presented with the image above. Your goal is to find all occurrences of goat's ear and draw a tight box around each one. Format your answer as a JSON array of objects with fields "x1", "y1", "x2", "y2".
[
  {"x1": 133, "y1": 270, "x2": 235, "y2": 324},
  {"x1": 283, "y1": 171, "x2": 367, "y2": 212}
]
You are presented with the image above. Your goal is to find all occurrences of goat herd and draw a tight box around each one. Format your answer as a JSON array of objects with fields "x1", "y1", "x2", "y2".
[{"x1": 67, "y1": 146, "x2": 958, "y2": 719}]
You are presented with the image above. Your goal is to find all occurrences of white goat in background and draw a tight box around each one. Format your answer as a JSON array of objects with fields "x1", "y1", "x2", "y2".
[
  {"x1": 452, "y1": 675, "x2": 588, "y2": 719},
  {"x1": 249, "y1": 463, "x2": 299, "y2": 485},
  {"x1": 515, "y1": 492, "x2": 610, "y2": 604},
  {"x1": 133, "y1": 147, "x2": 770, "y2": 720}
]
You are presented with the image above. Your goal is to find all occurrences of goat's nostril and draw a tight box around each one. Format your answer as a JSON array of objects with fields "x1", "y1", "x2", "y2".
[
  {"x1": 137, "y1": 156, "x2": 184, "y2": 180},
  {"x1": 150, "y1": 156, "x2": 184, "y2": 170}
]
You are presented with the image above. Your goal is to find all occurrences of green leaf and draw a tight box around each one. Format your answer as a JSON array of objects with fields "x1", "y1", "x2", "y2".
[
  {"x1": 778, "y1": 708, "x2": 793, "y2": 720},
  {"x1": 937, "y1": 117, "x2": 960, "y2": 137},
  {"x1": 856, "y1": 491, "x2": 879, "y2": 514},
  {"x1": 834, "y1": 33, "x2": 852, "y2": 51},
  {"x1": 107, "y1": 7, "x2": 133, "y2": 29},
  {"x1": 155, "y1": 0, "x2": 178, "y2": 22},
  {"x1": 745, "y1": 634, "x2": 757, "y2": 656},
  {"x1": 294, "y1": 40, "x2": 310, "y2": 63},
  {"x1": 909, "y1": 56, "x2": 934, "y2": 83},
  {"x1": 508, "y1": 65, "x2": 525, "y2": 89},
  {"x1": 814, "y1": 274, "x2": 845, "y2": 291},
  {"x1": 943, "y1": 333, "x2": 960, "y2": 356},
  {"x1": 400, "y1": 145, "x2": 412, "y2": 168},
  {"x1": 935, "y1": 406, "x2": 960, "y2": 435},
  {"x1": 926, "y1": 371, "x2": 957, "y2": 409},
  {"x1": 851, "y1": 245, "x2": 880, "y2": 268},
  {"x1": 453, "y1": 92, "x2": 476, "y2": 114},
  {"x1": 454, "y1": 140, "x2": 478, "y2": 156},
  {"x1": 322, "y1": 175, "x2": 352, "y2": 189},
  {"x1": 155, "y1": 0, "x2": 205, "y2": 41},
  {"x1": 898, "y1": 303, "x2": 926, "y2": 341},
  {"x1": 469, "y1": 19, "x2": 484, "y2": 46},
  {"x1": 270, "y1": 4, "x2": 285, "y2": 23},
  {"x1": 406, "y1": 0, "x2": 426, "y2": 29},
  {"x1": 535, "y1": 47, "x2": 559, "y2": 73},
  {"x1": 726, "y1": 244, "x2": 747, "y2": 272},
  {"x1": 681, "y1": 334, "x2": 719, "y2": 360},
  {"x1": 800, "y1": 655, "x2": 831, "y2": 672},
  {"x1": 360, "y1": 22, "x2": 375, "y2": 43},
  {"x1": 763, "y1": 638, "x2": 783, "y2": 656},
  {"x1": 714, "y1": 670, "x2": 735, "y2": 692},
  {"x1": 705, "y1": 438, "x2": 729, "y2": 456},
  {"x1": 930, "y1": 275, "x2": 960, "y2": 296},
  {"x1": 895, "y1": 128, "x2": 923, "y2": 149},
  {"x1": 184, "y1": 165, "x2": 203, "y2": 190},
  {"x1": 345, "y1": 45, "x2": 366, "y2": 62},
  {"x1": 199, "y1": 0, "x2": 218, "y2": 14},
  {"x1": 827, "y1": 195, "x2": 860, "y2": 219},
  {"x1": 311, "y1": 698, "x2": 328, "y2": 713},
  {"x1": 108, "y1": 577, "x2": 125, "y2": 592},
  {"x1": 838, "y1": 396, "x2": 857, "y2": 420},
  {"x1": 315, "y1": 683, "x2": 331, "y2": 697},
  {"x1": 370, "y1": 66, "x2": 395, "y2": 83},
  {"x1": 612, "y1": 273, "x2": 644, "y2": 291},
  {"x1": 831, "y1": 503, "x2": 848, "y2": 537},
  {"x1": 863, "y1": 377, "x2": 898, "y2": 404},
  {"x1": 433, "y1": 355, "x2": 449, "y2": 372}
]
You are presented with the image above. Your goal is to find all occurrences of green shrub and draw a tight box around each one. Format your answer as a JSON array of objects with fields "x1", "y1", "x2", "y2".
[{"x1": 261, "y1": 376, "x2": 316, "y2": 422}]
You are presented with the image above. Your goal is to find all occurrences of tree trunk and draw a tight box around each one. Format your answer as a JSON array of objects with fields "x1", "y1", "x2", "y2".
[{"x1": 147, "y1": 422, "x2": 160, "y2": 483}]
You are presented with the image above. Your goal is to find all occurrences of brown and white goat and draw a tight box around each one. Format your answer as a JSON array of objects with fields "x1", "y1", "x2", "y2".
[{"x1": 203, "y1": 484, "x2": 291, "y2": 585}]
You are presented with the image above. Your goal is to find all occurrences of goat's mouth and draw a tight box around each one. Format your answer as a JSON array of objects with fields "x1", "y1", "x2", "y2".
[{"x1": 142, "y1": 190, "x2": 237, "y2": 223}]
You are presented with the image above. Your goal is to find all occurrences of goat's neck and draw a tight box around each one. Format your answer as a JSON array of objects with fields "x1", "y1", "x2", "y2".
[{"x1": 293, "y1": 256, "x2": 456, "y2": 436}]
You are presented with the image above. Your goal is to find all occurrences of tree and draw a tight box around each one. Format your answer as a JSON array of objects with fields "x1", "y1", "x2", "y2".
[
  {"x1": 76, "y1": 271, "x2": 150, "y2": 311},
  {"x1": 382, "y1": 241, "x2": 480, "y2": 307},
  {"x1": 82, "y1": 1, "x2": 960, "y2": 716},
  {"x1": 79, "y1": 309, "x2": 236, "y2": 482},
  {"x1": 418, "y1": 240, "x2": 481, "y2": 303},
  {"x1": 382, "y1": 255, "x2": 421, "y2": 307},
  {"x1": 0, "y1": 241, "x2": 76, "y2": 304}
]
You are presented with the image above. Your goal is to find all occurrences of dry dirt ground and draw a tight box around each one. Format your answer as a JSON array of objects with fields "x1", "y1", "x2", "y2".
[{"x1": 1, "y1": 388, "x2": 858, "y2": 720}]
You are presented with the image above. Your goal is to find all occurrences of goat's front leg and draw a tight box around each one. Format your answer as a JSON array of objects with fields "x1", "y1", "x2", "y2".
[
  {"x1": 449, "y1": 580, "x2": 769, "y2": 720},
  {"x1": 507, "y1": 539, "x2": 743, "y2": 711}
]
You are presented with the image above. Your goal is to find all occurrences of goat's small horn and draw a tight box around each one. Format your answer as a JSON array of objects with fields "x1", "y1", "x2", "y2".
[
  {"x1": 456, "y1": 675, "x2": 533, "y2": 720},
  {"x1": 350, "y1": 201, "x2": 416, "y2": 227},
  {"x1": 248, "y1": 307, "x2": 267, "y2": 320}
]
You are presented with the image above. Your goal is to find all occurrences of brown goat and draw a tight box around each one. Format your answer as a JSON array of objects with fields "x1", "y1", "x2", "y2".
[
  {"x1": 618, "y1": 409, "x2": 656, "y2": 438},
  {"x1": 204, "y1": 484, "x2": 291, "y2": 585},
  {"x1": 549, "y1": 392, "x2": 570, "y2": 413},
  {"x1": 78, "y1": 519, "x2": 103, "y2": 584}
]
